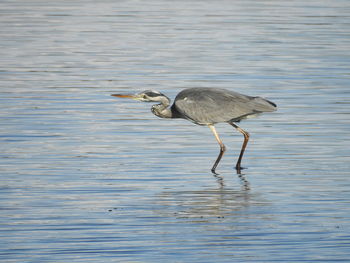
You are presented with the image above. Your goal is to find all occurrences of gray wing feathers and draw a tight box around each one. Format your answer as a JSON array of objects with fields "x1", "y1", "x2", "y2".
[{"x1": 174, "y1": 88, "x2": 276, "y2": 125}]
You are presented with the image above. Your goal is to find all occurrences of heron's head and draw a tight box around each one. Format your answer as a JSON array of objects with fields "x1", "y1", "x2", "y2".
[{"x1": 111, "y1": 90, "x2": 168, "y2": 103}]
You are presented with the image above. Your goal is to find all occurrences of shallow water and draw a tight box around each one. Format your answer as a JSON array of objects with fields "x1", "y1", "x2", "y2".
[{"x1": 1, "y1": 0, "x2": 350, "y2": 262}]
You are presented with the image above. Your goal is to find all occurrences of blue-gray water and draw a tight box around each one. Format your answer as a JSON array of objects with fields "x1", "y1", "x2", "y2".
[{"x1": 1, "y1": 0, "x2": 350, "y2": 262}]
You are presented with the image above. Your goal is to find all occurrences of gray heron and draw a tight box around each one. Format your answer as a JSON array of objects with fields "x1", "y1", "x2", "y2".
[{"x1": 112, "y1": 87, "x2": 277, "y2": 174}]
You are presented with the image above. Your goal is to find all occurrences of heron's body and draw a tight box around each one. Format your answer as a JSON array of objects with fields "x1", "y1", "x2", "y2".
[
  {"x1": 112, "y1": 87, "x2": 276, "y2": 174},
  {"x1": 170, "y1": 88, "x2": 276, "y2": 124}
]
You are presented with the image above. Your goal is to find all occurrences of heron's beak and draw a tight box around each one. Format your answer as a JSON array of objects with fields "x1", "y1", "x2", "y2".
[{"x1": 111, "y1": 94, "x2": 139, "y2": 100}]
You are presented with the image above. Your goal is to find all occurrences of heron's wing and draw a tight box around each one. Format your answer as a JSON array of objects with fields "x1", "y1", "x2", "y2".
[{"x1": 174, "y1": 88, "x2": 276, "y2": 125}]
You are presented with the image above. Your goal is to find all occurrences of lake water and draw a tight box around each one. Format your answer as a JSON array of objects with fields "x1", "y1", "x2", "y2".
[{"x1": 1, "y1": 0, "x2": 350, "y2": 262}]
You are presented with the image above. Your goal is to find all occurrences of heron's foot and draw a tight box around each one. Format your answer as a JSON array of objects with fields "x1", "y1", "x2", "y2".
[
  {"x1": 235, "y1": 165, "x2": 247, "y2": 174},
  {"x1": 211, "y1": 168, "x2": 219, "y2": 175}
]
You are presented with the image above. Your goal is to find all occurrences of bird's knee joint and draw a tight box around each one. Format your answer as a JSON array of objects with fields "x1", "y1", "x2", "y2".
[{"x1": 221, "y1": 144, "x2": 226, "y2": 152}]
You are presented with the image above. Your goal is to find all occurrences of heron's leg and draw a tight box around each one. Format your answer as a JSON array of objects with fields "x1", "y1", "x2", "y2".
[
  {"x1": 229, "y1": 122, "x2": 250, "y2": 172},
  {"x1": 208, "y1": 125, "x2": 226, "y2": 174}
]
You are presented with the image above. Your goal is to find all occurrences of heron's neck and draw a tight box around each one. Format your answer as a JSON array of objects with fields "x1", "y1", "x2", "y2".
[{"x1": 151, "y1": 96, "x2": 175, "y2": 119}]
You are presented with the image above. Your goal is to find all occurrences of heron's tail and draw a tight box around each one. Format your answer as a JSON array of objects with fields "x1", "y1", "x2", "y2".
[{"x1": 252, "y1": 97, "x2": 277, "y2": 112}]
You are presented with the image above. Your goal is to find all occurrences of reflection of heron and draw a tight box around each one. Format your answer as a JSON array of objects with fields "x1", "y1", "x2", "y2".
[{"x1": 112, "y1": 87, "x2": 276, "y2": 174}]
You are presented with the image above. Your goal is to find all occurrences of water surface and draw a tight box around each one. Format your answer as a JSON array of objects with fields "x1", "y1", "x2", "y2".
[{"x1": 1, "y1": 0, "x2": 350, "y2": 262}]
